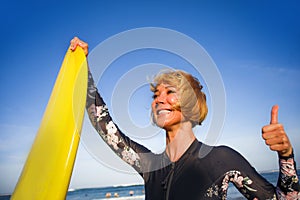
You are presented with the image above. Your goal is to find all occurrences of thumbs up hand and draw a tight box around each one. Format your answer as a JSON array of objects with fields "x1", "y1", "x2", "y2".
[{"x1": 262, "y1": 105, "x2": 293, "y2": 157}]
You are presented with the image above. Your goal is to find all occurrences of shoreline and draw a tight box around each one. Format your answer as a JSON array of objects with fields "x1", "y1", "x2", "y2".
[{"x1": 1, "y1": 169, "x2": 299, "y2": 199}]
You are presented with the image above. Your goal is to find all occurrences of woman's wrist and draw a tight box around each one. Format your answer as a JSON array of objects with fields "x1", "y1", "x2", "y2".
[{"x1": 278, "y1": 148, "x2": 294, "y2": 159}]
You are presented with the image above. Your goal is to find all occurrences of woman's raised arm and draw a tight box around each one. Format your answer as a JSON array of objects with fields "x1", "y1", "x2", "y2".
[{"x1": 70, "y1": 37, "x2": 151, "y2": 174}]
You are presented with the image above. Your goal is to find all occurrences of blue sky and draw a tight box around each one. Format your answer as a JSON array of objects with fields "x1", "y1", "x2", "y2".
[{"x1": 1, "y1": 0, "x2": 300, "y2": 194}]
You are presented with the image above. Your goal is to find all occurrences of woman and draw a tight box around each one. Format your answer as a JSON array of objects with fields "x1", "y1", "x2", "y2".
[{"x1": 70, "y1": 37, "x2": 299, "y2": 199}]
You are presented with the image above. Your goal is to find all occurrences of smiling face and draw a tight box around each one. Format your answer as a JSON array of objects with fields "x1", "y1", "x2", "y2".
[
  {"x1": 150, "y1": 69, "x2": 208, "y2": 128},
  {"x1": 151, "y1": 83, "x2": 184, "y2": 130}
]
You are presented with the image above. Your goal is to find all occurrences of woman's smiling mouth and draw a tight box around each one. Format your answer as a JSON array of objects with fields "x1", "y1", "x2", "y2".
[{"x1": 157, "y1": 109, "x2": 172, "y2": 115}]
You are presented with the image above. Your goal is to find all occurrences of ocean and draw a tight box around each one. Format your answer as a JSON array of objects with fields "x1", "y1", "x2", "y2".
[{"x1": 1, "y1": 170, "x2": 299, "y2": 200}]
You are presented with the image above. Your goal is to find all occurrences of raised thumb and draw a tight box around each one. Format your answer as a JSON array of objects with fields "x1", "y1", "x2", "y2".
[{"x1": 270, "y1": 105, "x2": 279, "y2": 124}]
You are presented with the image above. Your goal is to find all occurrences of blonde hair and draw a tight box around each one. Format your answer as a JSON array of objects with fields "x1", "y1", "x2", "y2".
[{"x1": 150, "y1": 69, "x2": 208, "y2": 127}]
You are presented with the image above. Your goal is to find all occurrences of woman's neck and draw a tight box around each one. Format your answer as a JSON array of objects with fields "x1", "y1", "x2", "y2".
[{"x1": 165, "y1": 121, "x2": 196, "y2": 162}]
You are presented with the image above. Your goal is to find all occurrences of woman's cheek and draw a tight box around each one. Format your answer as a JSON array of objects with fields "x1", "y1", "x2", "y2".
[
  {"x1": 151, "y1": 101, "x2": 157, "y2": 116},
  {"x1": 168, "y1": 95, "x2": 179, "y2": 105}
]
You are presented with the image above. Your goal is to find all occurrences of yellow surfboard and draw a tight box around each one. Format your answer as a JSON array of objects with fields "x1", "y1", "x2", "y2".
[{"x1": 11, "y1": 47, "x2": 87, "y2": 199}]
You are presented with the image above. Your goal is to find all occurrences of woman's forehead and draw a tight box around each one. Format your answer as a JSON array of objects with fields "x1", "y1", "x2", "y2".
[{"x1": 154, "y1": 83, "x2": 177, "y2": 91}]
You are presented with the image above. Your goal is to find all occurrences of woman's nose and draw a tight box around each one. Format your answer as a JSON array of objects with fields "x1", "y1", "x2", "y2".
[{"x1": 155, "y1": 93, "x2": 166, "y2": 104}]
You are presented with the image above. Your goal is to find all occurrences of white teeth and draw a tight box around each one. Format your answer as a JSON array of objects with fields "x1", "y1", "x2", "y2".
[{"x1": 158, "y1": 110, "x2": 171, "y2": 115}]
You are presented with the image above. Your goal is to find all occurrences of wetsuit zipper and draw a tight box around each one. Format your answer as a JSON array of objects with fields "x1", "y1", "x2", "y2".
[{"x1": 165, "y1": 162, "x2": 175, "y2": 200}]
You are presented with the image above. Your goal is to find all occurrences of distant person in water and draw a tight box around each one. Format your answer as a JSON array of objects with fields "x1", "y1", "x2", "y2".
[{"x1": 70, "y1": 37, "x2": 299, "y2": 199}]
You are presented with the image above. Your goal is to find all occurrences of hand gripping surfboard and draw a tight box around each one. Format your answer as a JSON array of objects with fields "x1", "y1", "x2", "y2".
[{"x1": 11, "y1": 47, "x2": 87, "y2": 199}]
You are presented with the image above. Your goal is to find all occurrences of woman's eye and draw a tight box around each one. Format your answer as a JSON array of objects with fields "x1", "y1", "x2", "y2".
[
  {"x1": 167, "y1": 90, "x2": 176, "y2": 94},
  {"x1": 152, "y1": 94, "x2": 158, "y2": 99}
]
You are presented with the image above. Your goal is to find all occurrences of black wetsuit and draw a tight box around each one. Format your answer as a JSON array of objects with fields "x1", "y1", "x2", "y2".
[{"x1": 86, "y1": 70, "x2": 300, "y2": 199}]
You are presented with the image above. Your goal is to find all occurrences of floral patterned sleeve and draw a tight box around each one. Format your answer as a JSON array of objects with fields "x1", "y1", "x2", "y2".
[
  {"x1": 85, "y1": 69, "x2": 151, "y2": 173},
  {"x1": 276, "y1": 152, "x2": 300, "y2": 199},
  {"x1": 203, "y1": 145, "x2": 300, "y2": 199}
]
